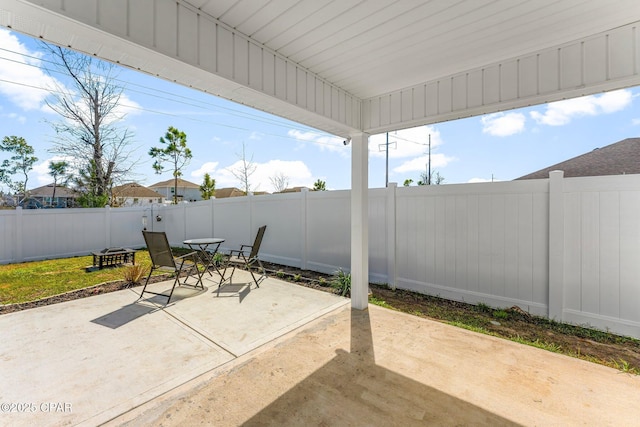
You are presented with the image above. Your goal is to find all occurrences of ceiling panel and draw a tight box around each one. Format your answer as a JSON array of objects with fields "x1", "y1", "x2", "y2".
[{"x1": 187, "y1": 0, "x2": 640, "y2": 99}]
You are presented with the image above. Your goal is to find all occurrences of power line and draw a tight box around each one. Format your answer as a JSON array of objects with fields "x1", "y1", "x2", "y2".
[{"x1": 0, "y1": 46, "x2": 342, "y2": 141}]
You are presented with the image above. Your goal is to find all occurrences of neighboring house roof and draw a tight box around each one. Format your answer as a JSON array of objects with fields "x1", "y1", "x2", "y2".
[
  {"x1": 215, "y1": 187, "x2": 245, "y2": 198},
  {"x1": 278, "y1": 186, "x2": 311, "y2": 193},
  {"x1": 29, "y1": 184, "x2": 77, "y2": 198},
  {"x1": 516, "y1": 138, "x2": 640, "y2": 180},
  {"x1": 149, "y1": 178, "x2": 200, "y2": 189},
  {"x1": 112, "y1": 183, "x2": 164, "y2": 198}
]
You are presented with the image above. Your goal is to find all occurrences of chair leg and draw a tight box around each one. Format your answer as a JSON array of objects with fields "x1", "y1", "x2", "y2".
[
  {"x1": 248, "y1": 259, "x2": 267, "y2": 288},
  {"x1": 165, "y1": 275, "x2": 180, "y2": 303},
  {"x1": 138, "y1": 266, "x2": 178, "y2": 305},
  {"x1": 138, "y1": 268, "x2": 155, "y2": 300}
]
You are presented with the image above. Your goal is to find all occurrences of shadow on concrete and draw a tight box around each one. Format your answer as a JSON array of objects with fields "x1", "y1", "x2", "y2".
[
  {"x1": 213, "y1": 282, "x2": 253, "y2": 303},
  {"x1": 91, "y1": 302, "x2": 159, "y2": 329},
  {"x1": 91, "y1": 286, "x2": 208, "y2": 328},
  {"x1": 243, "y1": 309, "x2": 521, "y2": 426}
]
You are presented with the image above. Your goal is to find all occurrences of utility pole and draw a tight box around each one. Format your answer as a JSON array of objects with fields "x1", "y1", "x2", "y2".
[{"x1": 379, "y1": 132, "x2": 396, "y2": 187}]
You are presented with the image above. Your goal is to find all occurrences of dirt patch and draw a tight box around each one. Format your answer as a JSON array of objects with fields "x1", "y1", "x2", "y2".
[{"x1": 369, "y1": 285, "x2": 640, "y2": 373}]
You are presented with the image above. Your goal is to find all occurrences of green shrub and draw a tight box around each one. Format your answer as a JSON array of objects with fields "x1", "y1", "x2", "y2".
[
  {"x1": 493, "y1": 310, "x2": 510, "y2": 319},
  {"x1": 331, "y1": 269, "x2": 351, "y2": 297}
]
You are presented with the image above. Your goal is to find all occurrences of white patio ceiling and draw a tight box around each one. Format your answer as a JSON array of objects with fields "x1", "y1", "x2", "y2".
[{"x1": 2, "y1": 0, "x2": 640, "y2": 138}]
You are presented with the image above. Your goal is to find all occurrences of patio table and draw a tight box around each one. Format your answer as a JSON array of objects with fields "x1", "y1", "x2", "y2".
[{"x1": 183, "y1": 238, "x2": 225, "y2": 283}]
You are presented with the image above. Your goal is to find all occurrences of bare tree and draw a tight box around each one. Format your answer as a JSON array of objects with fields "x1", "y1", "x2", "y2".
[
  {"x1": 230, "y1": 141, "x2": 257, "y2": 194},
  {"x1": 42, "y1": 44, "x2": 138, "y2": 206},
  {"x1": 270, "y1": 172, "x2": 289, "y2": 193},
  {"x1": 418, "y1": 170, "x2": 445, "y2": 186}
]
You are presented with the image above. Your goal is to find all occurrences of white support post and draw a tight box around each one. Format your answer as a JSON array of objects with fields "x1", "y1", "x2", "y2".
[
  {"x1": 350, "y1": 132, "x2": 370, "y2": 310},
  {"x1": 548, "y1": 170, "x2": 565, "y2": 320}
]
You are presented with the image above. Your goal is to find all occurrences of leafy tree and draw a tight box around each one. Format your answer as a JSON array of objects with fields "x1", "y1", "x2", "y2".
[
  {"x1": 72, "y1": 160, "x2": 109, "y2": 207},
  {"x1": 200, "y1": 173, "x2": 216, "y2": 200},
  {"x1": 0, "y1": 136, "x2": 38, "y2": 205},
  {"x1": 270, "y1": 172, "x2": 289, "y2": 193},
  {"x1": 149, "y1": 126, "x2": 192, "y2": 204},
  {"x1": 313, "y1": 179, "x2": 327, "y2": 191},
  {"x1": 48, "y1": 160, "x2": 69, "y2": 206},
  {"x1": 42, "y1": 44, "x2": 137, "y2": 204},
  {"x1": 230, "y1": 141, "x2": 257, "y2": 194}
]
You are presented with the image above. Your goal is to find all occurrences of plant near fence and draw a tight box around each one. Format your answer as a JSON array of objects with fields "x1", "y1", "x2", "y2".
[{"x1": 331, "y1": 269, "x2": 351, "y2": 297}]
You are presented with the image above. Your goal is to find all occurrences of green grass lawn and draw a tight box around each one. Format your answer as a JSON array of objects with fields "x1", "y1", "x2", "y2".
[{"x1": 0, "y1": 252, "x2": 155, "y2": 305}]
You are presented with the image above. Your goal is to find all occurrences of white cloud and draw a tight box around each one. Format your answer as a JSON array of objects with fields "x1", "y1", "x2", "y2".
[
  {"x1": 190, "y1": 162, "x2": 219, "y2": 178},
  {"x1": 218, "y1": 159, "x2": 314, "y2": 193},
  {"x1": 370, "y1": 125, "x2": 442, "y2": 159},
  {"x1": 481, "y1": 112, "x2": 526, "y2": 136},
  {"x1": 467, "y1": 177, "x2": 500, "y2": 183},
  {"x1": 0, "y1": 29, "x2": 62, "y2": 111},
  {"x1": 530, "y1": 89, "x2": 632, "y2": 126},
  {"x1": 287, "y1": 129, "x2": 348, "y2": 155},
  {"x1": 248, "y1": 131, "x2": 262, "y2": 140},
  {"x1": 392, "y1": 153, "x2": 455, "y2": 174},
  {"x1": 31, "y1": 156, "x2": 75, "y2": 186},
  {"x1": 3, "y1": 112, "x2": 26, "y2": 124}
]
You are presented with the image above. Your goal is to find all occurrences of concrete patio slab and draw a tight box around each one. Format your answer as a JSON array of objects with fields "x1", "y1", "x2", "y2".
[
  {"x1": 112, "y1": 304, "x2": 640, "y2": 427},
  {"x1": 0, "y1": 271, "x2": 348, "y2": 427}
]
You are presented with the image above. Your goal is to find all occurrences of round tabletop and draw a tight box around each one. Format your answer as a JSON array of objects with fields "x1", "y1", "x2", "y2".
[{"x1": 183, "y1": 238, "x2": 225, "y2": 245}]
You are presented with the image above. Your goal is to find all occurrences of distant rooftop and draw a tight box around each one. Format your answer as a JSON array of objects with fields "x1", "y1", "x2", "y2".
[
  {"x1": 149, "y1": 178, "x2": 199, "y2": 189},
  {"x1": 112, "y1": 183, "x2": 163, "y2": 198},
  {"x1": 516, "y1": 138, "x2": 640, "y2": 180}
]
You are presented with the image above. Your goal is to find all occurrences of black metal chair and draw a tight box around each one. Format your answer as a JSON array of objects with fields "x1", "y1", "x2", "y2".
[
  {"x1": 140, "y1": 231, "x2": 202, "y2": 304},
  {"x1": 222, "y1": 225, "x2": 267, "y2": 290}
]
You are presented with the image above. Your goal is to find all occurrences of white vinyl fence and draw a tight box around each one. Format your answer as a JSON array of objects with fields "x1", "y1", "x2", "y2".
[{"x1": 1, "y1": 171, "x2": 639, "y2": 339}]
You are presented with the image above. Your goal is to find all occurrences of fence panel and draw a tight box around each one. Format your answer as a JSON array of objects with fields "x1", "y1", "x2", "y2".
[
  {"x1": 395, "y1": 180, "x2": 549, "y2": 315},
  {"x1": 0, "y1": 211, "x2": 17, "y2": 264},
  {"x1": 212, "y1": 196, "x2": 252, "y2": 253},
  {"x1": 562, "y1": 175, "x2": 640, "y2": 337},
  {"x1": 250, "y1": 193, "x2": 304, "y2": 267},
  {"x1": 368, "y1": 188, "x2": 388, "y2": 283},
  {"x1": 1, "y1": 174, "x2": 639, "y2": 338},
  {"x1": 306, "y1": 190, "x2": 350, "y2": 274},
  {"x1": 110, "y1": 207, "x2": 149, "y2": 249}
]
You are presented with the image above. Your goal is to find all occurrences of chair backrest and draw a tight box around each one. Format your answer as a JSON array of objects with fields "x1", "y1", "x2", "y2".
[
  {"x1": 248, "y1": 225, "x2": 267, "y2": 260},
  {"x1": 142, "y1": 231, "x2": 176, "y2": 268}
]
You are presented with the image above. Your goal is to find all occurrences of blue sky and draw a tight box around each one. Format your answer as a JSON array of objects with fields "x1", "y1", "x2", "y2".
[{"x1": 1, "y1": 28, "x2": 639, "y2": 193}]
